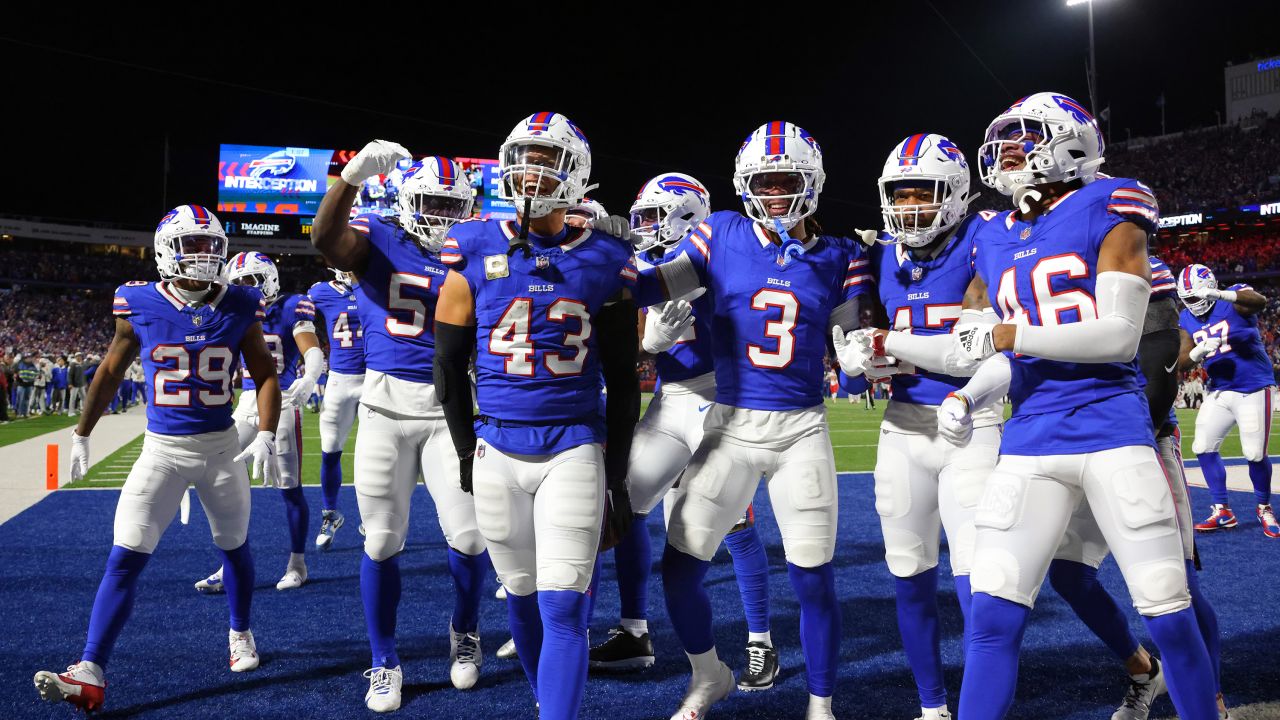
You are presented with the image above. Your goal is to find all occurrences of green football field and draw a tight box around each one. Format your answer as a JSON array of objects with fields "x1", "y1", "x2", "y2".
[{"x1": 65, "y1": 397, "x2": 1274, "y2": 489}]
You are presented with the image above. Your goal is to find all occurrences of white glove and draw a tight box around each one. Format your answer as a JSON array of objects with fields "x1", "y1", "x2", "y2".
[
  {"x1": 340, "y1": 140, "x2": 411, "y2": 187},
  {"x1": 937, "y1": 393, "x2": 974, "y2": 446},
  {"x1": 283, "y1": 376, "x2": 317, "y2": 408},
  {"x1": 864, "y1": 354, "x2": 905, "y2": 381},
  {"x1": 591, "y1": 214, "x2": 634, "y2": 242},
  {"x1": 234, "y1": 431, "x2": 280, "y2": 487},
  {"x1": 69, "y1": 431, "x2": 90, "y2": 482},
  {"x1": 852, "y1": 228, "x2": 879, "y2": 247},
  {"x1": 642, "y1": 300, "x2": 695, "y2": 354},
  {"x1": 1189, "y1": 336, "x2": 1223, "y2": 363},
  {"x1": 832, "y1": 325, "x2": 875, "y2": 376},
  {"x1": 1192, "y1": 287, "x2": 1237, "y2": 303},
  {"x1": 955, "y1": 321, "x2": 997, "y2": 362}
]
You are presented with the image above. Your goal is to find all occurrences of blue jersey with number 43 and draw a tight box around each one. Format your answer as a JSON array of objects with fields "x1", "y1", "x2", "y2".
[{"x1": 1180, "y1": 283, "x2": 1275, "y2": 394}]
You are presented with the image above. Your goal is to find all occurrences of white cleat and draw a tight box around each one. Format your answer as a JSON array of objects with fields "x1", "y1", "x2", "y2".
[
  {"x1": 915, "y1": 707, "x2": 952, "y2": 720},
  {"x1": 276, "y1": 565, "x2": 307, "y2": 591},
  {"x1": 195, "y1": 568, "x2": 225, "y2": 594},
  {"x1": 807, "y1": 707, "x2": 837, "y2": 720},
  {"x1": 1111, "y1": 656, "x2": 1167, "y2": 720},
  {"x1": 33, "y1": 661, "x2": 105, "y2": 712},
  {"x1": 315, "y1": 509, "x2": 345, "y2": 551},
  {"x1": 495, "y1": 584, "x2": 507, "y2": 600},
  {"x1": 496, "y1": 638, "x2": 518, "y2": 660},
  {"x1": 670, "y1": 661, "x2": 734, "y2": 719},
  {"x1": 449, "y1": 625, "x2": 483, "y2": 690},
  {"x1": 229, "y1": 629, "x2": 260, "y2": 672},
  {"x1": 364, "y1": 665, "x2": 403, "y2": 713}
]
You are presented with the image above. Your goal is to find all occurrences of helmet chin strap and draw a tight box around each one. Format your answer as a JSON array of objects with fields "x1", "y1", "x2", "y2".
[
  {"x1": 509, "y1": 197, "x2": 533, "y2": 258},
  {"x1": 1013, "y1": 184, "x2": 1043, "y2": 214}
]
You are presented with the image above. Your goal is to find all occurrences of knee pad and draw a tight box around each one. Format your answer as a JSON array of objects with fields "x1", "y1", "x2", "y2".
[
  {"x1": 1126, "y1": 558, "x2": 1191, "y2": 616},
  {"x1": 114, "y1": 525, "x2": 161, "y2": 555},
  {"x1": 500, "y1": 572, "x2": 536, "y2": 597},
  {"x1": 782, "y1": 539, "x2": 832, "y2": 569},
  {"x1": 537, "y1": 560, "x2": 594, "y2": 593},
  {"x1": 666, "y1": 516, "x2": 721, "y2": 562},
  {"x1": 1192, "y1": 430, "x2": 1224, "y2": 455},
  {"x1": 881, "y1": 526, "x2": 934, "y2": 578},
  {"x1": 211, "y1": 525, "x2": 249, "y2": 552},
  {"x1": 970, "y1": 547, "x2": 1030, "y2": 606},
  {"x1": 363, "y1": 527, "x2": 407, "y2": 562},
  {"x1": 448, "y1": 527, "x2": 487, "y2": 557},
  {"x1": 873, "y1": 447, "x2": 911, "y2": 519}
]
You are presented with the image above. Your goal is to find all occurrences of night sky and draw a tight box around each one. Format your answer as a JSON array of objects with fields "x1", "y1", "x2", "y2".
[{"x1": 5, "y1": 2, "x2": 1276, "y2": 231}]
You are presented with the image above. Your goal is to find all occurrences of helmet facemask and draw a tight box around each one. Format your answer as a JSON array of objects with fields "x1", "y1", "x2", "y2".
[
  {"x1": 736, "y1": 170, "x2": 820, "y2": 234},
  {"x1": 161, "y1": 233, "x2": 227, "y2": 283},
  {"x1": 398, "y1": 187, "x2": 472, "y2": 253},
  {"x1": 878, "y1": 178, "x2": 966, "y2": 248},
  {"x1": 499, "y1": 141, "x2": 587, "y2": 219}
]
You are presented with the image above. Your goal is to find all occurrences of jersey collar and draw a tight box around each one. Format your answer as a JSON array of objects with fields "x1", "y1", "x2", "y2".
[
  {"x1": 752, "y1": 222, "x2": 819, "y2": 252},
  {"x1": 1006, "y1": 188, "x2": 1082, "y2": 229},
  {"x1": 158, "y1": 281, "x2": 226, "y2": 312},
  {"x1": 500, "y1": 220, "x2": 586, "y2": 252}
]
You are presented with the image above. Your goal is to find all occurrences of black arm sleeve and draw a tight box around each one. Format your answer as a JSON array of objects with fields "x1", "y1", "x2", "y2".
[
  {"x1": 1138, "y1": 327, "x2": 1181, "y2": 438},
  {"x1": 597, "y1": 297, "x2": 641, "y2": 486},
  {"x1": 433, "y1": 320, "x2": 478, "y2": 459}
]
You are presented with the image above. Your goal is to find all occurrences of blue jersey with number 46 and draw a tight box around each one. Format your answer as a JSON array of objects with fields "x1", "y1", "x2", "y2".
[{"x1": 1179, "y1": 283, "x2": 1275, "y2": 394}]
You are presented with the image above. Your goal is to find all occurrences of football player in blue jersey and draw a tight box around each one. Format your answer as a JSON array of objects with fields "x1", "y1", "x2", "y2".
[
  {"x1": 308, "y1": 267, "x2": 366, "y2": 549},
  {"x1": 938, "y1": 92, "x2": 1219, "y2": 720},
  {"x1": 433, "y1": 112, "x2": 641, "y2": 720},
  {"x1": 193, "y1": 252, "x2": 325, "y2": 593},
  {"x1": 312, "y1": 146, "x2": 491, "y2": 711},
  {"x1": 1176, "y1": 264, "x2": 1279, "y2": 538},
  {"x1": 839, "y1": 134, "x2": 999, "y2": 720},
  {"x1": 34, "y1": 205, "x2": 280, "y2": 712},
  {"x1": 587, "y1": 172, "x2": 779, "y2": 689},
  {"x1": 632, "y1": 121, "x2": 869, "y2": 720}
]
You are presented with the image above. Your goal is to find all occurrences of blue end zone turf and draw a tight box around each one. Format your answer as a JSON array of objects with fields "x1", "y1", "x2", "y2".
[{"x1": 2, "y1": 476, "x2": 1276, "y2": 718}]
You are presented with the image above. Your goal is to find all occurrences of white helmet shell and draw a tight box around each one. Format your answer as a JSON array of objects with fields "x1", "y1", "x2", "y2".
[
  {"x1": 153, "y1": 204, "x2": 228, "y2": 282},
  {"x1": 733, "y1": 121, "x2": 825, "y2": 234},
  {"x1": 498, "y1": 112, "x2": 592, "y2": 219},
  {"x1": 1177, "y1": 263, "x2": 1218, "y2": 316},
  {"x1": 629, "y1": 173, "x2": 711, "y2": 254},
  {"x1": 224, "y1": 251, "x2": 281, "y2": 305},
  {"x1": 978, "y1": 92, "x2": 1105, "y2": 196},
  {"x1": 396, "y1": 156, "x2": 474, "y2": 253},
  {"x1": 878, "y1": 133, "x2": 972, "y2": 248}
]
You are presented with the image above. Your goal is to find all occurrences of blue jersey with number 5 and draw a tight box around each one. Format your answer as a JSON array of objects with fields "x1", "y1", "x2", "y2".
[
  {"x1": 973, "y1": 176, "x2": 1161, "y2": 455},
  {"x1": 1179, "y1": 283, "x2": 1274, "y2": 393},
  {"x1": 112, "y1": 281, "x2": 264, "y2": 435},
  {"x1": 308, "y1": 280, "x2": 365, "y2": 375}
]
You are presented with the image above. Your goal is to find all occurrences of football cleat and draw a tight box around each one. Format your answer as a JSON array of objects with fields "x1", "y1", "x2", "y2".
[
  {"x1": 364, "y1": 665, "x2": 403, "y2": 713},
  {"x1": 1110, "y1": 656, "x2": 1166, "y2": 720},
  {"x1": 316, "y1": 509, "x2": 345, "y2": 551},
  {"x1": 670, "y1": 661, "x2": 734, "y2": 720},
  {"x1": 33, "y1": 661, "x2": 105, "y2": 712},
  {"x1": 915, "y1": 707, "x2": 952, "y2": 720},
  {"x1": 1258, "y1": 504, "x2": 1280, "y2": 538},
  {"x1": 589, "y1": 626, "x2": 655, "y2": 671},
  {"x1": 229, "y1": 629, "x2": 260, "y2": 672},
  {"x1": 807, "y1": 705, "x2": 837, "y2": 720},
  {"x1": 1195, "y1": 504, "x2": 1238, "y2": 532},
  {"x1": 449, "y1": 625, "x2": 483, "y2": 690},
  {"x1": 737, "y1": 641, "x2": 779, "y2": 691},
  {"x1": 276, "y1": 564, "x2": 307, "y2": 591},
  {"x1": 195, "y1": 568, "x2": 225, "y2": 594},
  {"x1": 496, "y1": 638, "x2": 518, "y2": 660}
]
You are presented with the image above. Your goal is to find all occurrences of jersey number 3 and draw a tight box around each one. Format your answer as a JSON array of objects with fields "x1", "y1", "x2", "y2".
[{"x1": 747, "y1": 289, "x2": 799, "y2": 369}]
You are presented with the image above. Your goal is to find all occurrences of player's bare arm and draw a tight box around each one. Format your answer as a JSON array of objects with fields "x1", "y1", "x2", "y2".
[
  {"x1": 1231, "y1": 287, "x2": 1267, "y2": 315},
  {"x1": 75, "y1": 318, "x2": 140, "y2": 436},
  {"x1": 241, "y1": 321, "x2": 281, "y2": 435},
  {"x1": 311, "y1": 179, "x2": 369, "y2": 273},
  {"x1": 1176, "y1": 328, "x2": 1199, "y2": 373},
  {"x1": 962, "y1": 273, "x2": 991, "y2": 311}
]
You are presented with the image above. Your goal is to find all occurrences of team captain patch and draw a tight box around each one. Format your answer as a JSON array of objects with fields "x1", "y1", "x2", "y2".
[{"x1": 484, "y1": 254, "x2": 509, "y2": 280}]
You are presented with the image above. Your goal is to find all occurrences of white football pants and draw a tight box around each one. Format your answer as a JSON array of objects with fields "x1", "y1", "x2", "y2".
[{"x1": 319, "y1": 370, "x2": 364, "y2": 453}]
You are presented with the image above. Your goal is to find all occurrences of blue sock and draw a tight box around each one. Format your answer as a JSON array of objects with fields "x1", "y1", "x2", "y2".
[
  {"x1": 613, "y1": 513, "x2": 651, "y2": 621},
  {"x1": 1197, "y1": 452, "x2": 1229, "y2": 505},
  {"x1": 725, "y1": 524, "x2": 771, "y2": 635},
  {"x1": 507, "y1": 591, "x2": 543, "y2": 696},
  {"x1": 895, "y1": 568, "x2": 945, "y2": 708},
  {"x1": 959, "y1": 593, "x2": 1032, "y2": 720},
  {"x1": 1247, "y1": 457, "x2": 1272, "y2": 505},
  {"x1": 320, "y1": 451, "x2": 343, "y2": 511},
  {"x1": 538, "y1": 590, "x2": 591, "y2": 719},
  {"x1": 1143, "y1": 608, "x2": 1219, "y2": 719},
  {"x1": 788, "y1": 562, "x2": 840, "y2": 698},
  {"x1": 662, "y1": 544, "x2": 715, "y2": 654},
  {"x1": 360, "y1": 554, "x2": 401, "y2": 668},
  {"x1": 218, "y1": 541, "x2": 255, "y2": 632},
  {"x1": 447, "y1": 548, "x2": 488, "y2": 634},
  {"x1": 1047, "y1": 559, "x2": 1140, "y2": 661},
  {"x1": 281, "y1": 486, "x2": 309, "y2": 555},
  {"x1": 954, "y1": 574, "x2": 973, "y2": 652},
  {"x1": 1186, "y1": 559, "x2": 1222, "y2": 692},
  {"x1": 81, "y1": 546, "x2": 151, "y2": 668}
]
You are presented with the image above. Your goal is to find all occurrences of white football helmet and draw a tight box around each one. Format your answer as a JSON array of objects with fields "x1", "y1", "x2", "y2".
[
  {"x1": 153, "y1": 204, "x2": 228, "y2": 283},
  {"x1": 733, "y1": 121, "x2": 825, "y2": 234},
  {"x1": 397, "y1": 156, "x2": 474, "y2": 253},
  {"x1": 878, "y1": 134, "x2": 972, "y2": 248},
  {"x1": 978, "y1": 92, "x2": 1105, "y2": 196},
  {"x1": 1177, "y1": 263, "x2": 1218, "y2": 316},
  {"x1": 566, "y1": 198, "x2": 608, "y2": 227},
  {"x1": 630, "y1": 173, "x2": 712, "y2": 254},
  {"x1": 331, "y1": 267, "x2": 357, "y2": 287},
  {"x1": 498, "y1": 112, "x2": 593, "y2": 219},
  {"x1": 224, "y1": 251, "x2": 281, "y2": 305}
]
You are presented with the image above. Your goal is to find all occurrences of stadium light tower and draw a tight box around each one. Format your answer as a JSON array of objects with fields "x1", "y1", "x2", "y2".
[{"x1": 1067, "y1": 0, "x2": 1100, "y2": 117}]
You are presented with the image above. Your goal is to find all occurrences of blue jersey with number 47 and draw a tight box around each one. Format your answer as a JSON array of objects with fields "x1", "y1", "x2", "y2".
[
  {"x1": 308, "y1": 280, "x2": 365, "y2": 375},
  {"x1": 1180, "y1": 283, "x2": 1275, "y2": 394},
  {"x1": 972, "y1": 176, "x2": 1161, "y2": 455},
  {"x1": 112, "y1": 281, "x2": 264, "y2": 435}
]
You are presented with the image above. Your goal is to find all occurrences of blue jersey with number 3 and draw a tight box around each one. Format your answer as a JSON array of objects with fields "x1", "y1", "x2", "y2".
[
  {"x1": 112, "y1": 281, "x2": 264, "y2": 435},
  {"x1": 973, "y1": 176, "x2": 1161, "y2": 455},
  {"x1": 1180, "y1": 283, "x2": 1274, "y2": 394},
  {"x1": 308, "y1": 280, "x2": 365, "y2": 375}
]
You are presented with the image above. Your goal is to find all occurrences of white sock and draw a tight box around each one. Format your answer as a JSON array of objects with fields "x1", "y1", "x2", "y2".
[
  {"x1": 809, "y1": 694, "x2": 833, "y2": 714},
  {"x1": 748, "y1": 631, "x2": 772, "y2": 647},
  {"x1": 687, "y1": 648, "x2": 721, "y2": 678},
  {"x1": 288, "y1": 552, "x2": 306, "y2": 570},
  {"x1": 620, "y1": 618, "x2": 649, "y2": 637}
]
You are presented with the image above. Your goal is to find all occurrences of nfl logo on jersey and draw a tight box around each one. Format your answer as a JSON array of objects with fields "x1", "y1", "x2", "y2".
[{"x1": 911, "y1": 267, "x2": 924, "y2": 281}]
